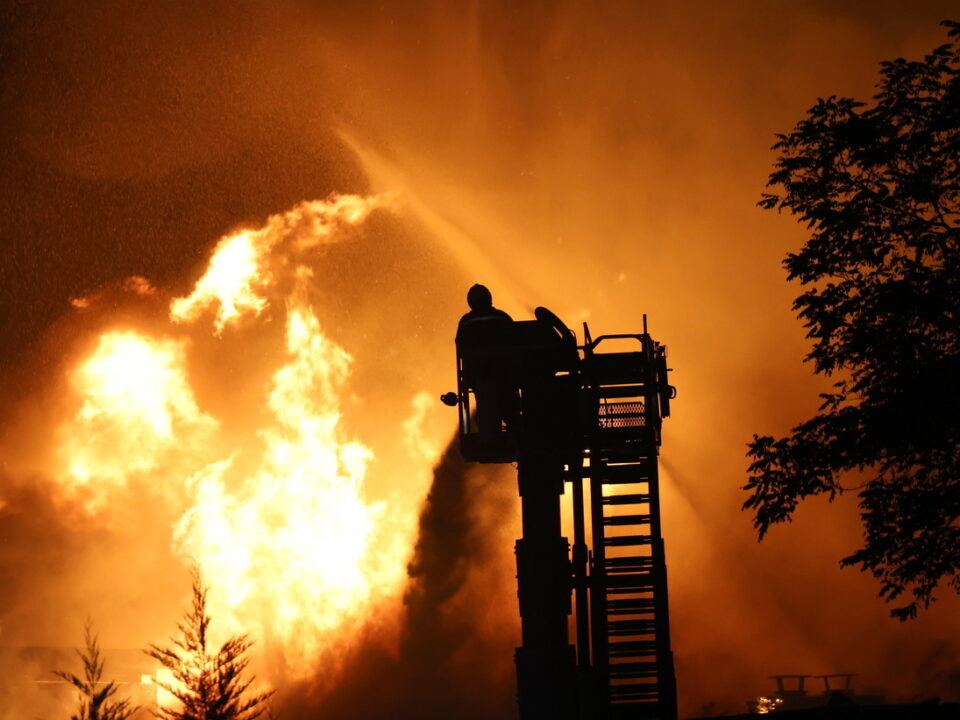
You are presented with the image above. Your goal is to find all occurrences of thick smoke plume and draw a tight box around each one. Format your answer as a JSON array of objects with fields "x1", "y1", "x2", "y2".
[{"x1": 280, "y1": 435, "x2": 519, "y2": 719}]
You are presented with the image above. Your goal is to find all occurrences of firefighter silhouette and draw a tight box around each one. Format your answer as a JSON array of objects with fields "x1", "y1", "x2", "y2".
[{"x1": 455, "y1": 284, "x2": 517, "y2": 435}]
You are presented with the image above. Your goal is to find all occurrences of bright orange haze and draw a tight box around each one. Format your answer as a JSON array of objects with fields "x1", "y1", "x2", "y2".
[{"x1": 1, "y1": 3, "x2": 959, "y2": 719}]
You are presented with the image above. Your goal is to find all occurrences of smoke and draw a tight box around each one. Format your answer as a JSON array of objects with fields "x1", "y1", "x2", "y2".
[
  {"x1": 0, "y1": 472, "x2": 91, "y2": 646},
  {"x1": 3, "y1": 1, "x2": 960, "y2": 717},
  {"x1": 280, "y1": 435, "x2": 519, "y2": 720},
  {"x1": 0, "y1": 468, "x2": 191, "y2": 718}
]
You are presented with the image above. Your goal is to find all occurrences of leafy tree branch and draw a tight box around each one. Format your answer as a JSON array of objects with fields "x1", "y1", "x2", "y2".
[{"x1": 746, "y1": 20, "x2": 960, "y2": 620}]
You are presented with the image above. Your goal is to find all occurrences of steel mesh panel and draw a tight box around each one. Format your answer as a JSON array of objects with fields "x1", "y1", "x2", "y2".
[{"x1": 597, "y1": 401, "x2": 646, "y2": 428}]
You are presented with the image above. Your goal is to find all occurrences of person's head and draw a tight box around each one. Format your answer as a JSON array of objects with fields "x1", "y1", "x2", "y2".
[{"x1": 467, "y1": 283, "x2": 493, "y2": 311}]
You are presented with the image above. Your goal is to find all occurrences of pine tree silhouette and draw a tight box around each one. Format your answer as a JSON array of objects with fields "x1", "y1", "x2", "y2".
[
  {"x1": 55, "y1": 622, "x2": 136, "y2": 720},
  {"x1": 145, "y1": 573, "x2": 274, "y2": 720}
]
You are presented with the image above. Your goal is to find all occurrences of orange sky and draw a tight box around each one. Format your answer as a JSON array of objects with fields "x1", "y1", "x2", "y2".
[{"x1": 1, "y1": 3, "x2": 958, "y2": 717}]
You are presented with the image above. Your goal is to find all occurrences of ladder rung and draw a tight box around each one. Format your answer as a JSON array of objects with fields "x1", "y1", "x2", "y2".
[
  {"x1": 605, "y1": 556, "x2": 654, "y2": 572},
  {"x1": 610, "y1": 661, "x2": 659, "y2": 679},
  {"x1": 602, "y1": 493, "x2": 651, "y2": 505},
  {"x1": 610, "y1": 683, "x2": 660, "y2": 697},
  {"x1": 600, "y1": 467, "x2": 654, "y2": 485},
  {"x1": 608, "y1": 619, "x2": 657, "y2": 635},
  {"x1": 581, "y1": 462, "x2": 655, "y2": 482},
  {"x1": 607, "y1": 598, "x2": 656, "y2": 614},
  {"x1": 605, "y1": 574, "x2": 656, "y2": 593},
  {"x1": 603, "y1": 514, "x2": 652, "y2": 526},
  {"x1": 608, "y1": 640, "x2": 657, "y2": 657},
  {"x1": 591, "y1": 446, "x2": 655, "y2": 462},
  {"x1": 610, "y1": 683, "x2": 661, "y2": 699},
  {"x1": 595, "y1": 384, "x2": 646, "y2": 399},
  {"x1": 605, "y1": 535, "x2": 653, "y2": 547}
]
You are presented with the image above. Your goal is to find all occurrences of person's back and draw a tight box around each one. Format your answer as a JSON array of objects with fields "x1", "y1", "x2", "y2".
[
  {"x1": 456, "y1": 284, "x2": 515, "y2": 434},
  {"x1": 456, "y1": 283, "x2": 512, "y2": 342}
]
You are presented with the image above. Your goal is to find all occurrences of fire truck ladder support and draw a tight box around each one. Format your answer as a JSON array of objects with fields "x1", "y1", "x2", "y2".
[{"x1": 579, "y1": 336, "x2": 677, "y2": 720}]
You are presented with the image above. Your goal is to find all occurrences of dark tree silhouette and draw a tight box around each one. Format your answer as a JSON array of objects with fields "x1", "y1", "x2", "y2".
[
  {"x1": 145, "y1": 574, "x2": 274, "y2": 720},
  {"x1": 746, "y1": 21, "x2": 960, "y2": 619},
  {"x1": 55, "y1": 622, "x2": 137, "y2": 720}
]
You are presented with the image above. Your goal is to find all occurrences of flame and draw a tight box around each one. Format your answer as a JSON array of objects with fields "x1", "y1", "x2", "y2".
[
  {"x1": 752, "y1": 696, "x2": 784, "y2": 714},
  {"x1": 58, "y1": 330, "x2": 216, "y2": 507},
  {"x1": 49, "y1": 192, "x2": 423, "y2": 682},
  {"x1": 170, "y1": 194, "x2": 387, "y2": 333},
  {"x1": 170, "y1": 230, "x2": 268, "y2": 332},
  {"x1": 174, "y1": 303, "x2": 404, "y2": 673}
]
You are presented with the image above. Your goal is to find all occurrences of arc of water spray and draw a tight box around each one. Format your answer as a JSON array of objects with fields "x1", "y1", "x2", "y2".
[{"x1": 337, "y1": 126, "x2": 542, "y2": 317}]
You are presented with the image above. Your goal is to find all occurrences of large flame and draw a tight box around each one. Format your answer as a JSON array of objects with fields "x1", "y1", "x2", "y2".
[
  {"x1": 170, "y1": 195, "x2": 387, "y2": 333},
  {"x1": 50, "y1": 193, "x2": 423, "y2": 682},
  {"x1": 170, "y1": 229, "x2": 267, "y2": 333},
  {"x1": 174, "y1": 302, "x2": 404, "y2": 674},
  {"x1": 59, "y1": 331, "x2": 217, "y2": 508}
]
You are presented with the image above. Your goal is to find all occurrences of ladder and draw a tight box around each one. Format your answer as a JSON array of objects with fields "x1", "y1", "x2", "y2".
[{"x1": 578, "y1": 335, "x2": 677, "y2": 720}]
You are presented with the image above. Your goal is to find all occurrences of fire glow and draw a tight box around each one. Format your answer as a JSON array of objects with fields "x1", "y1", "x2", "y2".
[
  {"x1": 60, "y1": 331, "x2": 216, "y2": 499},
  {"x1": 51, "y1": 193, "x2": 420, "y2": 680}
]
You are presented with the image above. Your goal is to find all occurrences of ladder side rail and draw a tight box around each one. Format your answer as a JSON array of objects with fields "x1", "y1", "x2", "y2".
[
  {"x1": 571, "y1": 460, "x2": 593, "y2": 720},
  {"x1": 641, "y1": 340, "x2": 677, "y2": 720},
  {"x1": 619, "y1": 345, "x2": 676, "y2": 720},
  {"x1": 571, "y1": 469, "x2": 591, "y2": 668},
  {"x1": 641, "y1": 335, "x2": 663, "y2": 447},
  {"x1": 588, "y1": 398, "x2": 612, "y2": 710},
  {"x1": 588, "y1": 468, "x2": 611, "y2": 716},
  {"x1": 580, "y1": 344, "x2": 613, "y2": 716},
  {"x1": 587, "y1": 333, "x2": 646, "y2": 352},
  {"x1": 650, "y1": 474, "x2": 678, "y2": 720}
]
